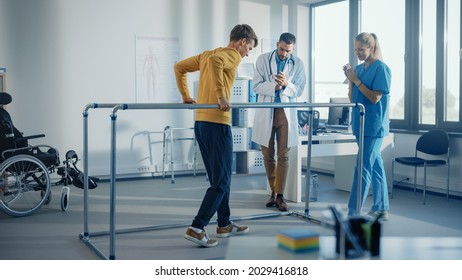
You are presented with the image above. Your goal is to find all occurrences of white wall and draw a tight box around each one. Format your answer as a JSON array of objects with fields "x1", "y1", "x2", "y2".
[
  {"x1": 0, "y1": 1, "x2": 8, "y2": 67},
  {"x1": 0, "y1": 0, "x2": 308, "y2": 177}
]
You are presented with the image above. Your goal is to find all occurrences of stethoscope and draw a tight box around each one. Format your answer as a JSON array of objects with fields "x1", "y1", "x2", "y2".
[{"x1": 268, "y1": 49, "x2": 295, "y2": 76}]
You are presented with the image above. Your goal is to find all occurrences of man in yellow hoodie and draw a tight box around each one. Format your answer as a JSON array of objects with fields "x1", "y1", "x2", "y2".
[{"x1": 174, "y1": 24, "x2": 258, "y2": 248}]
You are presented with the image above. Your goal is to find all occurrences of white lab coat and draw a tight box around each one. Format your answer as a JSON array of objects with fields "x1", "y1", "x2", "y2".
[{"x1": 251, "y1": 50, "x2": 306, "y2": 148}]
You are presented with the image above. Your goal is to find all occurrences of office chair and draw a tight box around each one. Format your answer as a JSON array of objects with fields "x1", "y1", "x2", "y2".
[
  {"x1": 297, "y1": 109, "x2": 320, "y2": 135},
  {"x1": 391, "y1": 129, "x2": 450, "y2": 204}
]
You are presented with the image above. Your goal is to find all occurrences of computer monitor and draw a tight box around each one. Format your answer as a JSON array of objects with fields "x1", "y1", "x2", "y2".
[{"x1": 327, "y1": 97, "x2": 351, "y2": 130}]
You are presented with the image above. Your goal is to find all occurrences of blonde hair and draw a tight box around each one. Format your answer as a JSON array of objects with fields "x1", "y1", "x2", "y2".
[{"x1": 355, "y1": 32, "x2": 383, "y2": 61}]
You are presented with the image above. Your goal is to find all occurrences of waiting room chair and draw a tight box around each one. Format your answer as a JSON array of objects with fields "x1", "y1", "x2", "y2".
[{"x1": 391, "y1": 129, "x2": 450, "y2": 204}]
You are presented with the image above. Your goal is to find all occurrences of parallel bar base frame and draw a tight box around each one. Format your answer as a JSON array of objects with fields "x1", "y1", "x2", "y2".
[{"x1": 78, "y1": 210, "x2": 329, "y2": 260}]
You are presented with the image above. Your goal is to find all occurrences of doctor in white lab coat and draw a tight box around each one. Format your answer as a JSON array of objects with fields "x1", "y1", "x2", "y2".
[{"x1": 251, "y1": 33, "x2": 306, "y2": 211}]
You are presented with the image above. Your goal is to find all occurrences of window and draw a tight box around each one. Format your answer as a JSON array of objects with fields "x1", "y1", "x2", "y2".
[
  {"x1": 360, "y1": 0, "x2": 405, "y2": 120},
  {"x1": 311, "y1": 0, "x2": 349, "y2": 120},
  {"x1": 420, "y1": 0, "x2": 437, "y2": 125},
  {"x1": 446, "y1": 0, "x2": 461, "y2": 122},
  {"x1": 309, "y1": 0, "x2": 462, "y2": 133},
  {"x1": 419, "y1": 0, "x2": 461, "y2": 129}
]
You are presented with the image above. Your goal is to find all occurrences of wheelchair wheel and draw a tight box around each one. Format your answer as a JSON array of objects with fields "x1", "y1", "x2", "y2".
[
  {"x1": 42, "y1": 190, "x2": 52, "y2": 205},
  {"x1": 0, "y1": 155, "x2": 51, "y2": 217},
  {"x1": 60, "y1": 186, "x2": 70, "y2": 211}
]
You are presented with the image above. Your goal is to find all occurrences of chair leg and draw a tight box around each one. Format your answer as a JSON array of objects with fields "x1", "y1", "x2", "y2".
[
  {"x1": 423, "y1": 164, "x2": 427, "y2": 205},
  {"x1": 391, "y1": 160, "x2": 395, "y2": 199},
  {"x1": 413, "y1": 166, "x2": 417, "y2": 195},
  {"x1": 446, "y1": 163, "x2": 450, "y2": 200}
]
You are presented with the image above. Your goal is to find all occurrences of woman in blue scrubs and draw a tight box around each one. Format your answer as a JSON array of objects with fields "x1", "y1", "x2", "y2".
[{"x1": 343, "y1": 32, "x2": 392, "y2": 220}]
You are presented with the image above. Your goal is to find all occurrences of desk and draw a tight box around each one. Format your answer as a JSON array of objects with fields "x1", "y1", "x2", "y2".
[
  {"x1": 283, "y1": 133, "x2": 394, "y2": 203},
  {"x1": 225, "y1": 235, "x2": 462, "y2": 260}
]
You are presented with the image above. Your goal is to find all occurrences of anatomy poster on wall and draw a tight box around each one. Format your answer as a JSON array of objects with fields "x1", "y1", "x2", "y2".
[{"x1": 135, "y1": 35, "x2": 180, "y2": 103}]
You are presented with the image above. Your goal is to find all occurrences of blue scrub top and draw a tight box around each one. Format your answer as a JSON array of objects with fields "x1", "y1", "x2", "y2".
[{"x1": 351, "y1": 60, "x2": 391, "y2": 138}]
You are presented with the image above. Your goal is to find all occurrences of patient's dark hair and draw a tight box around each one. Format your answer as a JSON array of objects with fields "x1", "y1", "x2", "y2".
[{"x1": 230, "y1": 24, "x2": 258, "y2": 48}]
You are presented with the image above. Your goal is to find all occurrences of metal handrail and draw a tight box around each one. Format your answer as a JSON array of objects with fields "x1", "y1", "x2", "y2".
[{"x1": 80, "y1": 102, "x2": 365, "y2": 259}]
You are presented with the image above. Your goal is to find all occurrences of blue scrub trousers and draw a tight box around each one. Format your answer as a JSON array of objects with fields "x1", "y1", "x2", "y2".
[
  {"x1": 191, "y1": 121, "x2": 233, "y2": 229},
  {"x1": 348, "y1": 136, "x2": 390, "y2": 215}
]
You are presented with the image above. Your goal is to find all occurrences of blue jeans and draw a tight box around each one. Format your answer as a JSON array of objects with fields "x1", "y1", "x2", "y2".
[
  {"x1": 191, "y1": 121, "x2": 233, "y2": 229},
  {"x1": 348, "y1": 136, "x2": 390, "y2": 215}
]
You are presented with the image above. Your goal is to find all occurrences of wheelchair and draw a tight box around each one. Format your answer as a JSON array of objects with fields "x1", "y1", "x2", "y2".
[{"x1": 0, "y1": 92, "x2": 91, "y2": 217}]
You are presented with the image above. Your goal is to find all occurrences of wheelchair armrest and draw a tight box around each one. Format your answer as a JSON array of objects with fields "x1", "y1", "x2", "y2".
[{"x1": 16, "y1": 134, "x2": 46, "y2": 142}]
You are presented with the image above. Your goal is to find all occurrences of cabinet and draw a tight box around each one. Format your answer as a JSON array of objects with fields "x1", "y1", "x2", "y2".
[{"x1": 231, "y1": 78, "x2": 265, "y2": 174}]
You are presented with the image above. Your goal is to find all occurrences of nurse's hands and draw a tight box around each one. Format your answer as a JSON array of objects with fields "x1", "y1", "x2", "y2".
[{"x1": 343, "y1": 63, "x2": 358, "y2": 83}]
